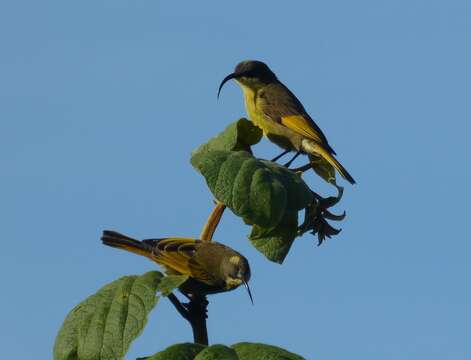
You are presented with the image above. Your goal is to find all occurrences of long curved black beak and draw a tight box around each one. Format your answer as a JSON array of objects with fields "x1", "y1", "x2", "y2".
[
  {"x1": 243, "y1": 280, "x2": 254, "y2": 305},
  {"x1": 217, "y1": 72, "x2": 238, "y2": 99}
]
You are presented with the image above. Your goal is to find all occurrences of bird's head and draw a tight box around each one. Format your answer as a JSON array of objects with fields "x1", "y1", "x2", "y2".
[
  {"x1": 221, "y1": 253, "x2": 253, "y2": 304},
  {"x1": 218, "y1": 60, "x2": 277, "y2": 98}
]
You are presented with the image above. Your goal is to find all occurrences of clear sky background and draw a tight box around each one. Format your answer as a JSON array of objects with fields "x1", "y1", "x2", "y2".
[{"x1": 1, "y1": 1, "x2": 470, "y2": 359}]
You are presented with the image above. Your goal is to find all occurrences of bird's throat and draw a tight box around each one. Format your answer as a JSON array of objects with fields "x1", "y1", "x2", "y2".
[
  {"x1": 225, "y1": 277, "x2": 242, "y2": 289},
  {"x1": 240, "y1": 84, "x2": 262, "y2": 128}
]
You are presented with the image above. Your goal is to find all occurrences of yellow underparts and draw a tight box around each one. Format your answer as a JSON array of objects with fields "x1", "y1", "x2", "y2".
[
  {"x1": 239, "y1": 82, "x2": 301, "y2": 151},
  {"x1": 225, "y1": 277, "x2": 242, "y2": 289},
  {"x1": 240, "y1": 84, "x2": 263, "y2": 127}
]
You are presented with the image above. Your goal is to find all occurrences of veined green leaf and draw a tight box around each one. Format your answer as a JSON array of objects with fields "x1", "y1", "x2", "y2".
[
  {"x1": 232, "y1": 342, "x2": 305, "y2": 360},
  {"x1": 54, "y1": 271, "x2": 163, "y2": 360},
  {"x1": 249, "y1": 211, "x2": 298, "y2": 263},
  {"x1": 194, "y1": 344, "x2": 238, "y2": 360},
  {"x1": 147, "y1": 342, "x2": 305, "y2": 360},
  {"x1": 191, "y1": 119, "x2": 314, "y2": 261},
  {"x1": 157, "y1": 275, "x2": 189, "y2": 297},
  {"x1": 192, "y1": 150, "x2": 311, "y2": 228},
  {"x1": 191, "y1": 118, "x2": 263, "y2": 155},
  {"x1": 147, "y1": 343, "x2": 206, "y2": 360}
]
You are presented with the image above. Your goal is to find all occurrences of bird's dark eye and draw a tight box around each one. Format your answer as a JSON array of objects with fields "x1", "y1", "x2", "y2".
[{"x1": 231, "y1": 268, "x2": 239, "y2": 278}]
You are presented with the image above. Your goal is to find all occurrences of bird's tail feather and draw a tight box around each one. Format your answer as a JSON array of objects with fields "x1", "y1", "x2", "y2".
[
  {"x1": 101, "y1": 230, "x2": 155, "y2": 259},
  {"x1": 303, "y1": 140, "x2": 356, "y2": 184}
]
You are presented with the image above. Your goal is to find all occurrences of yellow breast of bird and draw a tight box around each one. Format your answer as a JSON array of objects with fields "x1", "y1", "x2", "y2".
[
  {"x1": 241, "y1": 85, "x2": 281, "y2": 136},
  {"x1": 240, "y1": 84, "x2": 302, "y2": 151},
  {"x1": 241, "y1": 85, "x2": 263, "y2": 127}
]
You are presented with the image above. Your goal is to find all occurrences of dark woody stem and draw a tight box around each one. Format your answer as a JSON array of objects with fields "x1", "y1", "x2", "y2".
[
  {"x1": 138, "y1": 295, "x2": 209, "y2": 355},
  {"x1": 186, "y1": 295, "x2": 209, "y2": 345},
  {"x1": 167, "y1": 293, "x2": 190, "y2": 320},
  {"x1": 165, "y1": 202, "x2": 227, "y2": 349},
  {"x1": 290, "y1": 162, "x2": 312, "y2": 173},
  {"x1": 167, "y1": 293, "x2": 209, "y2": 345}
]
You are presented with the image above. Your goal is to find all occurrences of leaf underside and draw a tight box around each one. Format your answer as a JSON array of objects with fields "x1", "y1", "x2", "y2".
[
  {"x1": 249, "y1": 210, "x2": 298, "y2": 264},
  {"x1": 54, "y1": 271, "x2": 186, "y2": 360},
  {"x1": 191, "y1": 118, "x2": 313, "y2": 262}
]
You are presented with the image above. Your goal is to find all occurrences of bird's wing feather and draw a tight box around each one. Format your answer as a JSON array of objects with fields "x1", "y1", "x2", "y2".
[
  {"x1": 143, "y1": 238, "x2": 214, "y2": 281},
  {"x1": 280, "y1": 115, "x2": 325, "y2": 144},
  {"x1": 258, "y1": 83, "x2": 335, "y2": 154}
]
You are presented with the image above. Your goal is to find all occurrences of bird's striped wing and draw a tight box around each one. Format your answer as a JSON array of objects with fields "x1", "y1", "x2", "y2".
[
  {"x1": 258, "y1": 83, "x2": 335, "y2": 154},
  {"x1": 143, "y1": 237, "x2": 214, "y2": 282},
  {"x1": 280, "y1": 115, "x2": 325, "y2": 145}
]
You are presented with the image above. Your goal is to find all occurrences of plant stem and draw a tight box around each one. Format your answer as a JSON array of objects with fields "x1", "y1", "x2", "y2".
[
  {"x1": 187, "y1": 295, "x2": 209, "y2": 345},
  {"x1": 168, "y1": 293, "x2": 190, "y2": 320},
  {"x1": 291, "y1": 162, "x2": 312, "y2": 173},
  {"x1": 199, "y1": 202, "x2": 226, "y2": 241},
  {"x1": 167, "y1": 293, "x2": 209, "y2": 345},
  {"x1": 166, "y1": 203, "x2": 227, "y2": 347}
]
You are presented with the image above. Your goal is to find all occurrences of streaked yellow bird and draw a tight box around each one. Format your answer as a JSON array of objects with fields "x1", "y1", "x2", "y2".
[
  {"x1": 218, "y1": 60, "x2": 355, "y2": 185},
  {"x1": 101, "y1": 230, "x2": 253, "y2": 303}
]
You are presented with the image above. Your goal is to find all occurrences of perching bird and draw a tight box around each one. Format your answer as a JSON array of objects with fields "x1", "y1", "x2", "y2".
[
  {"x1": 101, "y1": 230, "x2": 253, "y2": 302},
  {"x1": 218, "y1": 60, "x2": 355, "y2": 185}
]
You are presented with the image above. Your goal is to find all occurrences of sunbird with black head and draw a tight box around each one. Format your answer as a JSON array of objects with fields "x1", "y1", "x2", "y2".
[
  {"x1": 218, "y1": 60, "x2": 355, "y2": 185},
  {"x1": 101, "y1": 230, "x2": 253, "y2": 303}
]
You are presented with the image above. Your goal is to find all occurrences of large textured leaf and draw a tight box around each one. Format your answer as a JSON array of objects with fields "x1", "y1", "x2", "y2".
[
  {"x1": 192, "y1": 118, "x2": 263, "y2": 154},
  {"x1": 249, "y1": 211, "x2": 298, "y2": 263},
  {"x1": 194, "y1": 344, "x2": 238, "y2": 360},
  {"x1": 191, "y1": 119, "x2": 313, "y2": 262},
  {"x1": 54, "y1": 271, "x2": 163, "y2": 360},
  {"x1": 260, "y1": 161, "x2": 313, "y2": 213},
  {"x1": 157, "y1": 275, "x2": 189, "y2": 297},
  {"x1": 192, "y1": 150, "x2": 312, "y2": 228},
  {"x1": 147, "y1": 342, "x2": 304, "y2": 360},
  {"x1": 232, "y1": 342, "x2": 305, "y2": 360},
  {"x1": 147, "y1": 343, "x2": 206, "y2": 360}
]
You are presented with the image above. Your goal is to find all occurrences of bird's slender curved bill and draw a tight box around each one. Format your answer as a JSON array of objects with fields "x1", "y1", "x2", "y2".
[
  {"x1": 217, "y1": 73, "x2": 237, "y2": 98},
  {"x1": 244, "y1": 281, "x2": 254, "y2": 305}
]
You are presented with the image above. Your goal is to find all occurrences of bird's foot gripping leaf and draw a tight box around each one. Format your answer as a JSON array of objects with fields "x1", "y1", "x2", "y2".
[{"x1": 298, "y1": 184, "x2": 346, "y2": 246}]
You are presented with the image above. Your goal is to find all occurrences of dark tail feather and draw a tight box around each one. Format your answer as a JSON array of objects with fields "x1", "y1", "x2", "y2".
[
  {"x1": 333, "y1": 160, "x2": 356, "y2": 185},
  {"x1": 101, "y1": 230, "x2": 154, "y2": 258},
  {"x1": 342, "y1": 168, "x2": 355, "y2": 184}
]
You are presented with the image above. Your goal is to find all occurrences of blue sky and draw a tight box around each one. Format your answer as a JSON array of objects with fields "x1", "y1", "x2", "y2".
[{"x1": 1, "y1": 1, "x2": 470, "y2": 359}]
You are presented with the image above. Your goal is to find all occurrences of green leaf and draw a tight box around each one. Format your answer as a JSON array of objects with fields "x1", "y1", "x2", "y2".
[
  {"x1": 192, "y1": 150, "x2": 312, "y2": 228},
  {"x1": 147, "y1": 342, "x2": 305, "y2": 360},
  {"x1": 191, "y1": 118, "x2": 263, "y2": 155},
  {"x1": 147, "y1": 343, "x2": 206, "y2": 360},
  {"x1": 249, "y1": 211, "x2": 298, "y2": 263},
  {"x1": 260, "y1": 161, "x2": 313, "y2": 212},
  {"x1": 157, "y1": 274, "x2": 189, "y2": 297},
  {"x1": 191, "y1": 118, "x2": 317, "y2": 262},
  {"x1": 194, "y1": 344, "x2": 238, "y2": 360},
  {"x1": 54, "y1": 271, "x2": 163, "y2": 360},
  {"x1": 232, "y1": 342, "x2": 305, "y2": 360}
]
